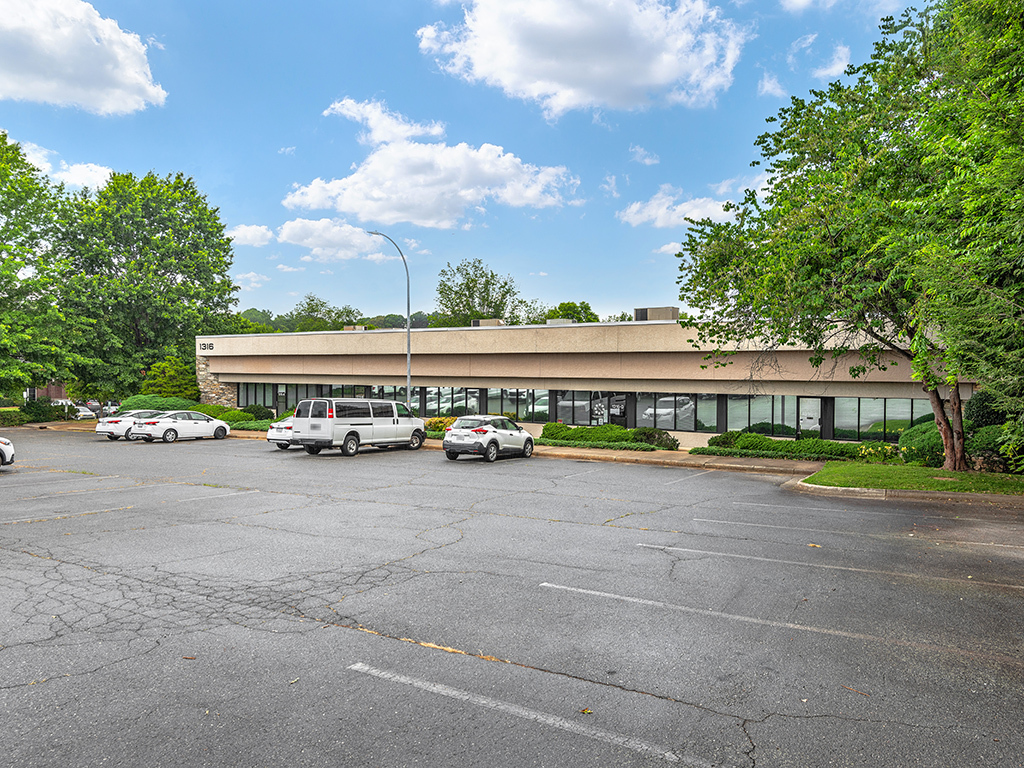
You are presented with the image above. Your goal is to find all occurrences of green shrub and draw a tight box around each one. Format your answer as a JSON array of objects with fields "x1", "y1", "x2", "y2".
[
  {"x1": 910, "y1": 411, "x2": 936, "y2": 427},
  {"x1": 229, "y1": 418, "x2": 274, "y2": 432},
  {"x1": 0, "y1": 410, "x2": 31, "y2": 426},
  {"x1": 0, "y1": 396, "x2": 22, "y2": 407},
  {"x1": 425, "y1": 416, "x2": 457, "y2": 432},
  {"x1": 140, "y1": 356, "x2": 201, "y2": 400},
  {"x1": 631, "y1": 427, "x2": 679, "y2": 450},
  {"x1": 536, "y1": 438, "x2": 656, "y2": 452},
  {"x1": 966, "y1": 424, "x2": 1007, "y2": 471},
  {"x1": 118, "y1": 395, "x2": 198, "y2": 412},
  {"x1": 20, "y1": 398, "x2": 69, "y2": 423},
  {"x1": 541, "y1": 422, "x2": 575, "y2": 440},
  {"x1": 734, "y1": 432, "x2": 776, "y2": 451},
  {"x1": 191, "y1": 403, "x2": 230, "y2": 418},
  {"x1": 242, "y1": 404, "x2": 276, "y2": 421},
  {"x1": 220, "y1": 409, "x2": 255, "y2": 423},
  {"x1": 707, "y1": 431, "x2": 742, "y2": 448},
  {"x1": 964, "y1": 391, "x2": 1008, "y2": 428},
  {"x1": 744, "y1": 421, "x2": 797, "y2": 436},
  {"x1": 898, "y1": 421, "x2": 945, "y2": 467}
]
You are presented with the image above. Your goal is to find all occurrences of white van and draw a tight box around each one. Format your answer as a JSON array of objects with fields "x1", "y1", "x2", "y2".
[{"x1": 290, "y1": 398, "x2": 426, "y2": 456}]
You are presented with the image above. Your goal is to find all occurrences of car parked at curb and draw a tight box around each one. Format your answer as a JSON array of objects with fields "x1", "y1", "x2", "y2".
[
  {"x1": 266, "y1": 416, "x2": 293, "y2": 449},
  {"x1": 133, "y1": 411, "x2": 231, "y2": 443},
  {"x1": 72, "y1": 405, "x2": 97, "y2": 420},
  {"x1": 95, "y1": 410, "x2": 165, "y2": 441},
  {"x1": 290, "y1": 398, "x2": 426, "y2": 456},
  {"x1": 0, "y1": 435, "x2": 14, "y2": 468},
  {"x1": 443, "y1": 414, "x2": 533, "y2": 462}
]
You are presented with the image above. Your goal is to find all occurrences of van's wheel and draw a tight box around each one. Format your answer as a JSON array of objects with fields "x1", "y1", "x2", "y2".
[
  {"x1": 484, "y1": 442, "x2": 499, "y2": 463},
  {"x1": 341, "y1": 434, "x2": 360, "y2": 457},
  {"x1": 162, "y1": 429, "x2": 178, "y2": 443},
  {"x1": 445, "y1": 451, "x2": 459, "y2": 461},
  {"x1": 214, "y1": 426, "x2": 227, "y2": 439},
  {"x1": 275, "y1": 443, "x2": 291, "y2": 450},
  {"x1": 304, "y1": 445, "x2": 321, "y2": 455},
  {"x1": 522, "y1": 439, "x2": 534, "y2": 458},
  {"x1": 408, "y1": 431, "x2": 423, "y2": 450}
]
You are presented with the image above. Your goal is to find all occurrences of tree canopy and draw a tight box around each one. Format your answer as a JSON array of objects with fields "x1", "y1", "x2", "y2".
[
  {"x1": 677, "y1": 1, "x2": 1024, "y2": 470},
  {"x1": 56, "y1": 171, "x2": 238, "y2": 397},
  {"x1": 431, "y1": 258, "x2": 544, "y2": 327},
  {"x1": 545, "y1": 301, "x2": 599, "y2": 324}
]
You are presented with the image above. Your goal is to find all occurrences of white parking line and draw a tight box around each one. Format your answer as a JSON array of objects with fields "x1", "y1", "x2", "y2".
[
  {"x1": 170, "y1": 490, "x2": 259, "y2": 503},
  {"x1": 0, "y1": 474, "x2": 121, "y2": 489},
  {"x1": 540, "y1": 583, "x2": 1022, "y2": 667},
  {"x1": 2, "y1": 506, "x2": 134, "y2": 524},
  {"x1": 348, "y1": 662, "x2": 699, "y2": 765},
  {"x1": 14, "y1": 482, "x2": 183, "y2": 501},
  {"x1": 636, "y1": 543, "x2": 1024, "y2": 590},
  {"x1": 563, "y1": 468, "x2": 602, "y2": 479},
  {"x1": 664, "y1": 470, "x2": 714, "y2": 485}
]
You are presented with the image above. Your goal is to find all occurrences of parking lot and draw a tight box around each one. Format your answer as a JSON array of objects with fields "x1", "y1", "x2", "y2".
[{"x1": 1, "y1": 428, "x2": 1022, "y2": 767}]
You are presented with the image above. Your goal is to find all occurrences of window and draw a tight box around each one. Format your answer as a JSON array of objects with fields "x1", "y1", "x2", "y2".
[
  {"x1": 335, "y1": 401, "x2": 371, "y2": 419},
  {"x1": 696, "y1": 394, "x2": 717, "y2": 432},
  {"x1": 396, "y1": 403, "x2": 413, "y2": 418},
  {"x1": 310, "y1": 401, "x2": 328, "y2": 419},
  {"x1": 371, "y1": 402, "x2": 394, "y2": 418},
  {"x1": 295, "y1": 400, "x2": 311, "y2": 418},
  {"x1": 636, "y1": 393, "x2": 655, "y2": 428},
  {"x1": 675, "y1": 396, "x2": 695, "y2": 431}
]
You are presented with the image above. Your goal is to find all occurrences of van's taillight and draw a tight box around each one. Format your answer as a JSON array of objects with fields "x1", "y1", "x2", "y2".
[{"x1": 328, "y1": 409, "x2": 334, "y2": 418}]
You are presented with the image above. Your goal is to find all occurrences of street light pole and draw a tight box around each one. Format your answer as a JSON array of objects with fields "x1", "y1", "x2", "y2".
[{"x1": 367, "y1": 231, "x2": 412, "y2": 409}]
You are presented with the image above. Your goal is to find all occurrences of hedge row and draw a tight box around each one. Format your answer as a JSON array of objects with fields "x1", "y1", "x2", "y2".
[
  {"x1": 689, "y1": 446, "x2": 854, "y2": 461},
  {"x1": 703, "y1": 431, "x2": 861, "y2": 460},
  {"x1": 535, "y1": 438, "x2": 656, "y2": 451},
  {"x1": 541, "y1": 423, "x2": 679, "y2": 450}
]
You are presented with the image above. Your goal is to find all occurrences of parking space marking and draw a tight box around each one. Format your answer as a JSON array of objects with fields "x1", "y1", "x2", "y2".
[
  {"x1": 347, "y1": 663, "x2": 696, "y2": 765},
  {"x1": 540, "y1": 583, "x2": 1023, "y2": 667},
  {"x1": 637, "y1": 543, "x2": 1024, "y2": 590},
  {"x1": 0, "y1": 474, "x2": 122, "y2": 489},
  {"x1": 563, "y1": 468, "x2": 603, "y2": 479},
  {"x1": 664, "y1": 470, "x2": 714, "y2": 485},
  {"x1": 169, "y1": 489, "x2": 260, "y2": 503},
  {"x1": 14, "y1": 482, "x2": 184, "y2": 501},
  {"x1": 2, "y1": 506, "x2": 135, "y2": 525}
]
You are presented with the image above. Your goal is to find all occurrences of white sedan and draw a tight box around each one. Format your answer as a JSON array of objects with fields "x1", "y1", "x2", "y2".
[
  {"x1": 266, "y1": 416, "x2": 293, "y2": 449},
  {"x1": 133, "y1": 411, "x2": 231, "y2": 443},
  {"x1": 95, "y1": 410, "x2": 165, "y2": 441}
]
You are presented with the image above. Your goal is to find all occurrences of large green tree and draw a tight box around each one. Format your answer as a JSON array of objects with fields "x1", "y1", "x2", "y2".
[
  {"x1": 0, "y1": 134, "x2": 93, "y2": 395},
  {"x1": 544, "y1": 301, "x2": 599, "y2": 324},
  {"x1": 275, "y1": 294, "x2": 361, "y2": 332},
  {"x1": 431, "y1": 258, "x2": 542, "y2": 327},
  {"x1": 677, "y1": 5, "x2": 981, "y2": 470},
  {"x1": 57, "y1": 171, "x2": 237, "y2": 396}
]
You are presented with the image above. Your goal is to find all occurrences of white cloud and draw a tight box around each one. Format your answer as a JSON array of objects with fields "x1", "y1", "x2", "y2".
[
  {"x1": 757, "y1": 71, "x2": 786, "y2": 98},
  {"x1": 227, "y1": 224, "x2": 274, "y2": 247},
  {"x1": 279, "y1": 146, "x2": 296, "y2": 155},
  {"x1": 786, "y1": 33, "x2": 817, "y2": 69},
  {"x1": 276, "y1": 217, "x2": 379, "y2": 262},
  {"x1": 780, "y1": 0, "x2": 838, "y2": 11},
  {"x1": 655, "y1": 242, "x2": 681, "y2": 254},
  {"x1": 812, "y1": 44, "x2": 850, "y2": 79},
  {"x1": 234, "y1": 272, "x2": 271, "y2": 291},
  {"x1": 0, "y1": 0, "x2": 166, "y2": 115},
  {"x1": 324, "y1": 97, "x2": 446, "y2": 145},
  {"x1": 418, "y1": 0, "x2": 750, "y2": 118},
  {"x1": 20, "y1": 140, "x2": 110, "y2": 188},
  {"x1": 600, "y1": 175, "x2": 620, "y2": 198},
  {"x1": 284, "y1": 139, "x2": 577, "y2": 229},
  {"x1": 629, "y1": 144, "x2": 660, "y2": 166},
  {"x1": 276, "y1": 263, "x2": 305, "y2": 273},
  {"x1": 617, "y1": 184, "x2": 730, "y2": 227}
]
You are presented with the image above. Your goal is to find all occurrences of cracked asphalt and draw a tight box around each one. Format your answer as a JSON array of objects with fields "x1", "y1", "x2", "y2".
[{"x1": 1, "y1": 428, "x2": 1022, "y2": 767}]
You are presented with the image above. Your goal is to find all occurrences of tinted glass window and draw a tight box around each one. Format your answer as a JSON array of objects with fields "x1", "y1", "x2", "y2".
[
  {"x1": 395, "y1": 403, "x2": 412, "y2": 418},
  {"x1": 371, "y1": 402, "x2": 394, "y2": 418},
  {"x1": 336, "y1": 401, "x2": 371, "y2": 419},
  {"x1": 310, "y1": 400, "x2": 328, "y2": 419},
  {"x1": 295, "y1": 400, "x2": 312, "y2": 418},
  {"x1": 453, "y1": 418, "x2": 484, "y2": 429}
]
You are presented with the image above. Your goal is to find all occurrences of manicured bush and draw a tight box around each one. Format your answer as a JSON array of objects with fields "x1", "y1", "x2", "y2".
[
  {"x1": 541, "y1": 422, "x2": 575, "y2": 440},
  {"x1": 707, "y1": 431, "x2": 742, "y2": 448},
  {"x1": 734, "y1": 432, "x2": 776, "y2": 451},
  {"x1": 966, "y1": 424, "x2": 1008, "y2": 472},
  {"x1": 20, "y1": 398, "x2": 70, "y2": 423},
  {"x1": 191, "y1": 403, "x2": 230, "y2": 418},
  {"x1": 242, "y1": 404, "x2": 275, "y2": 421},
  {"x1": 118, "y1": 395, "x2": 198, "y2": 412},
  {"x1": 744, "y1": 421, "x2": 797, "y2": 436},
  {"x1": 220, "y1": 409, "x2": 255, "y2": 423},
  {"x1": 898, "y1": 421, "x2": 945, "y2": 467},
  {"x1": 536, "y1": 439, "x2": 656, "y2": 451},
  {"x1": 910, "y1": 411, "x2": 936, "y2": 427},
  {"x1": 0, "y1": 410, "x2": 31, "y2": 426},
  {"x1": 630, "y1": 427, "x2": 679, "y2": 450},
  {"x1": 964, "y1": 391, "x2": 1008, "y2": 428}
]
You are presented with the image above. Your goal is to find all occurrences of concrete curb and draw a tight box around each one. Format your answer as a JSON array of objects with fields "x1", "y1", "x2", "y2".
[{"x1": 787, "y1": 477, "x2": 1024, "y2": 508}]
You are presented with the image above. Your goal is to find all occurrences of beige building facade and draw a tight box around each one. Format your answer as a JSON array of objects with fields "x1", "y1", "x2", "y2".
[{"x1": 196, "y1": 316, "x2": 958, "y2": 444}]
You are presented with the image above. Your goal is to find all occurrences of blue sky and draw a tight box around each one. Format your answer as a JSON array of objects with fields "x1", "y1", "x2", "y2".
[{"x1": 1, "y1": 0, "x2": 910, "y2": 320}]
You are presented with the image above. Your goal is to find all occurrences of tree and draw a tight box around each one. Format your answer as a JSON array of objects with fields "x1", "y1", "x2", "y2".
[
  {"x1": 677, "y1": 6, "x2": 980, "y2": 470},
  {"x1": 277, "y1": 294, "x2": 360, "y2": 332},
  {"x1": 56, "y1": 171, "x2": 237, "y2": 396},
  {"x1": 544, "y1": 301, "x2": 599, "y2": 324},
  {"x1": 431, "y1": 258, "x2": 541, "y2": 327},
  {"x1": 0, "y1": 133, "x2": 94, "y2": 395},
  {"x1": 139, "y1": 356, "x2": 201, "y2": 400}
]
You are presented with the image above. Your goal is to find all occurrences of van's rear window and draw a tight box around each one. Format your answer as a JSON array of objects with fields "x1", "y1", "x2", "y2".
[{"x1": 295, "y1": 400, "x2": 312, "y2": 418}]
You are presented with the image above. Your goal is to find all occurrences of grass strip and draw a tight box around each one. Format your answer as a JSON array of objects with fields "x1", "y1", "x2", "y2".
[{"x1": 805, "y1": 461, "x2": 1024, "y2": 495}]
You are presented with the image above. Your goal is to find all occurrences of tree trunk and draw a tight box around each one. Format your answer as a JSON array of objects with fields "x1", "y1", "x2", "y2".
[{"x1": 926, "y1": 383, "x2": 969, "y2": 471}]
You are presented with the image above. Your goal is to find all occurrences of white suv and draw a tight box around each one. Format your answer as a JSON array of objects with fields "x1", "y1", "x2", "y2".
[
  {"x1": 443, "y1": 415, "x2": 534, "y2": 462},
  {"x1": 0, "y1": 435, "x2": 14, "y2": 469}
]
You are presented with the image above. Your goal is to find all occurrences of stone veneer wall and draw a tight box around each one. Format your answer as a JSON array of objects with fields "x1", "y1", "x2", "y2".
[{"x1": 195, "y1": 355, "x2": 237, "y2": 407}]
